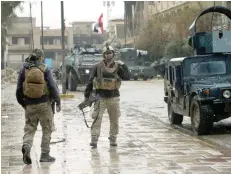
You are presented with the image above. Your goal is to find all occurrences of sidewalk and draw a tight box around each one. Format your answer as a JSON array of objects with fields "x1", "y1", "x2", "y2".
[{"x1": 1, "y1": 84, "x2": 231, "y2": 174}]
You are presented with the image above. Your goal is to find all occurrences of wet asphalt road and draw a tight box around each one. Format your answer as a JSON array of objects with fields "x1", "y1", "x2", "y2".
[
  {"x1": 118, "y1": 80, "x2": 231, "y2": 149},
  {"x1": 1, "y1": 81, "x2": 231, "y2": 174}
]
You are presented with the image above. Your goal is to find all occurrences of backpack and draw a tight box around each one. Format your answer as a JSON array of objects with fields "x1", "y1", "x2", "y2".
[{"x1": 23, "y1": 65, "x2": 46, "y2": 98}]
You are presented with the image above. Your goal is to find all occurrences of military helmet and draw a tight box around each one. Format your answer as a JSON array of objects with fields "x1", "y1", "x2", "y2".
[
  {"x1": 102, "y1": 45, "x2": 114, "y2": 54},
  {"x1": 30, "y1": 48, "x2": 44, "y2": 60}
]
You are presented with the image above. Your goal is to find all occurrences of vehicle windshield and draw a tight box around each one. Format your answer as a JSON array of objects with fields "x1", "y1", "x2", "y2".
[{"x1": 190, "y1": 60, "x2": 226, "y2": 76}]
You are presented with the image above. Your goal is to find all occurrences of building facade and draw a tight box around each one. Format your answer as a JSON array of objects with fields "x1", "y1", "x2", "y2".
[
  {"x1": 124, "y1": 1, "x2": 231, "y2": 47},
  {"x1": 6, "y1": 18, "x2": 105, "y2": 69}
]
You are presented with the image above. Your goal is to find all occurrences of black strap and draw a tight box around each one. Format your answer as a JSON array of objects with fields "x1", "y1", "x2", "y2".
[{"x1": 81, "y1": 108, "x2": 99, "y2": 128}]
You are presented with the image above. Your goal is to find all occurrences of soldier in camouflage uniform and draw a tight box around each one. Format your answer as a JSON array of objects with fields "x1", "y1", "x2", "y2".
[
  {"x1": 16, "y1": 49, "x2": 61, "y2": 164},
  {"x1": 84, "y1": 45, "x2": 130, "y2": 147}
]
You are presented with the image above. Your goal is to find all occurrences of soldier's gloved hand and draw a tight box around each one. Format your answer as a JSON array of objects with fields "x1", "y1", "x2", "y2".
[
  {"x1": 56, "y1": 103, "x2": 61, "y2": 112},
  {"x1": 116, "y1": 60, "x2": 124, "y2": 66}
]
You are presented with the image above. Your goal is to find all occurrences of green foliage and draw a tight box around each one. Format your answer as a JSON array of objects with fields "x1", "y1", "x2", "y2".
[
  {"x1": 135, "y1": 16, "x2": 172, "y2": 61},
  {"x1": 135, "y1": 2, "x2": 220, "y2": 61},
  {"x1": 164, "y1": 39, "x2": 193, "y2": 58}
]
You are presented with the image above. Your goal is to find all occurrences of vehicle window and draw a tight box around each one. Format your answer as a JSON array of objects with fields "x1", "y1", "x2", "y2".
[
  {"x1": 172, "y1": 67, "x2": 175, "y2": 81},
  {"x1": 136, "y1": 62, "x2": 142, "y2": 66},
  {"x1": 190, "y1": 60, "x2": 226, "y2": 76},
  {"x1": 169, "y1": 66, "x2": 173, "y2": 84}
]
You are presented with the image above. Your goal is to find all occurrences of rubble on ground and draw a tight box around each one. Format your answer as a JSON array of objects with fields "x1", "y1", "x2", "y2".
[{"x1": 1, "y1": 68, "x2": 18, "y2": 86}]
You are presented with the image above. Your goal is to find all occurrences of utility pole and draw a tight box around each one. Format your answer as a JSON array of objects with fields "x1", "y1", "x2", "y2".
[
  {"x1": 61, "y1": 1, "x2": 66, "y2": 94},
  {"x1": 29, "y1": 2, "x2": 34, "y2": 51},
  {"x1": 124, "y1": 1, "x2": 127, "y2": 46},
  {"x1": 41, "y1": 1, "x2": 44, "y2": 51}
]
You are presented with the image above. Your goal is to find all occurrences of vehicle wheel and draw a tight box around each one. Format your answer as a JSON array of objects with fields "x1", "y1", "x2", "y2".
[
  {"x1": 143, "y1": 76, "x2": 148, "y2": 81},
  {"x1": 190, "y1": 97, "x2": 214, "y2": 135},
  {"x1": 68, "y1": 72, "x2": 77, "y2": 91},
  {"x1": 134, "y1": 76, "x2": 138, "y2": 80},
  {"x1": 168, "y1": 102, "x2": 183, "y2": 125}
]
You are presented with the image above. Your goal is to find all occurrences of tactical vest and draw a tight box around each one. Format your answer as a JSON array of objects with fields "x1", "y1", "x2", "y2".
[
  {"x1": 93, "y1": 60, "x2": 121, "y2": 90},
  {"x1": 23, "y1": 64, "x2": 49, "y2": 98}
]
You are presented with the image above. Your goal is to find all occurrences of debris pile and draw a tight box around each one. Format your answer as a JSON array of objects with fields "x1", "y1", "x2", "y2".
[{"x1": 1, "y1": 68, "x2": 18, "y2": 85}]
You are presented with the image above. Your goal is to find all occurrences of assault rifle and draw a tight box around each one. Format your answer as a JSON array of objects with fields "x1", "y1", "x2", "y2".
[{"x1": 78, "y1": 93, "x2": 100, "y2": 128}]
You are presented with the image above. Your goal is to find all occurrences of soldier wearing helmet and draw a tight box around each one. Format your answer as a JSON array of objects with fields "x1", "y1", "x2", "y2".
[
  {"x1": 16, "y1": 48, "x2": 61, "y2": 164},
  {"x1": 84, "y1": 44, "x2": 130, "y2": 147}
]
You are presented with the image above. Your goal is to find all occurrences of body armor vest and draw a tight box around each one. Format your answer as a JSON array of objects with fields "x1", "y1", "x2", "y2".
[{"x1": 93, "y1": 60, "x2": 121, "y2": 90}]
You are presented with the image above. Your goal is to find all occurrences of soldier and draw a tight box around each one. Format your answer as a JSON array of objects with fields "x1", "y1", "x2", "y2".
[
  {"x1": 16, "y1": 49, "x2": 61, "y2": 164},
  {"x1": 84, "y1": 45, "x2": 130, "y2": 147}
]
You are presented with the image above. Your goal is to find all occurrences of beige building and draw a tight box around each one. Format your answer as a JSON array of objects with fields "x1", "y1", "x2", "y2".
[
  {"x1": 71, "y1": 21, "x2": 105, "y2": 48},
  {"x1": 146, "y1": 1, "x2": 231, "y2": 37},
  {"x1": 7, "y1": 18, "x2": 105, "y2": 69}
]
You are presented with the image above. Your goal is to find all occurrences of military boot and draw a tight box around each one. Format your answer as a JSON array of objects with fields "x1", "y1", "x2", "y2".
[
  {"x1": 22, "y1": 144, "x2": 32, "y2": 165},
  {"x1": 90, "y1": 137, "x2": 98, "y2": 148},
  {"x1": 108, "y1": 137, "x2": 117, "y2": 146},
  {"x1": 39, "y1": 153, "x2": 56, "y2": 162}
]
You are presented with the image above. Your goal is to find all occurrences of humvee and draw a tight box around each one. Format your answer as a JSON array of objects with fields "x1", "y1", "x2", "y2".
[{"x1": 164, "y1": 6, "x2": 231, "y2": 135}]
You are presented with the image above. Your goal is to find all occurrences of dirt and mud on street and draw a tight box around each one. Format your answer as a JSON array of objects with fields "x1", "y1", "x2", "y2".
[{"x1": 2, "y1": 81, "x2": 231, "y2": 174}]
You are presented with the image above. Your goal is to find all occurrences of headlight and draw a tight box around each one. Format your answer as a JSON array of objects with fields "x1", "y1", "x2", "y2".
[
  {"x1": 129, "y1": 69, "x2": 132, "y2": 72},
  {"x1": 85, "y1": 69, "x2": 90, "y2": 74},
  {"x1": 223, "y1": 90, "x2": 231, "y2": 98}
]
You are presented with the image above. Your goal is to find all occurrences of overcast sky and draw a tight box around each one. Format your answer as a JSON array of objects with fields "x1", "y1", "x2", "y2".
[{"x1": 15, "y1": 0, "x2": 124, "y2": 29}]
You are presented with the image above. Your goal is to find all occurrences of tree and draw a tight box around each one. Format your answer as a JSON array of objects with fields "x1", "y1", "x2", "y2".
[
  {"x1": 135, "y1": 2, "x2": 223, "y2": 61},
  {"x1": 135, "y1": 16, "x2": 173, "y2": 61},
  {"x1": 1, "y1": 1, "x2": 23, "y2": 68},
  {"x1": 164, "y1": 39, "x2": 193, "y2": 58},
  {"x1": 1, "y1": 1, "x2": 23, "y2": 49}
]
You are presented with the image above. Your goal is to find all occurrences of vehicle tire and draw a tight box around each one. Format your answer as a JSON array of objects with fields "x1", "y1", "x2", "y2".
[
  {"x1": 143, "y1": 76, "x2": 148, "y2": 81},
  {"x1": 190, "y1": 97, "x2": 214, "y2": 135},
  {"x1": 168, "y1": 102, "x2": 183, "y2": 125},
  {"x1": 134, "y1": 76, "x2": 138, "y2": 80},
  {"x1": 68, "y1": 72, "x2": 78, "y2": 91}
]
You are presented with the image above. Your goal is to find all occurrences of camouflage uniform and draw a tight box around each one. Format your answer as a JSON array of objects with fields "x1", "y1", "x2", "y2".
[
  {"x1": 91, "y1": 97, "x2": 120, "y2": 143},
  {"x1": 84, "y1": 45, "x2": 130, "y2": 147},
  {"x1": 23, "y1": 102, "x2": 53, "y2": 154},
  {"x1": 16, "y1": 49, "x2": 61, "y2": 164}
]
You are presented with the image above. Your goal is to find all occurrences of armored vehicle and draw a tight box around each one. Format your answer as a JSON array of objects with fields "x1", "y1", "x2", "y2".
[
  {"x1": 61, "y1": 44, "x2": 103, "y2": 91},
  {"x1": 164, "y1": 6, "x2": 231, "y2": 135},
  {"x1": 119, "y1": 48, "x2": 154, "y2": 80}
]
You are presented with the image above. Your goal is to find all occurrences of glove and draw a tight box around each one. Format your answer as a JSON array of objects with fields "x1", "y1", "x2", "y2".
[
  {"x1": 116, "y1": 60, "x2": 124, "y2": 66},
  {"x1": 56, "y1": 103, "x2": 61, "y2": 112}
]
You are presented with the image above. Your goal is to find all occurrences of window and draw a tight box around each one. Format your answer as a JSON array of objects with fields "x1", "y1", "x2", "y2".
[
  {"x1": 24, "y1": 37, "x2": 30, "y2": 44},
  {"x1": 169, "y1": 66, "x2": 173, "y2": 84},
  {"x1": 172, "y1": 67, "x2": 175, "y2": 81},
  {"x1": 190, "y1": 61, "x2": 226, "y2": 76},
  {"x1": 12, "y1": 37, "x2": 18, "y2": 45}
]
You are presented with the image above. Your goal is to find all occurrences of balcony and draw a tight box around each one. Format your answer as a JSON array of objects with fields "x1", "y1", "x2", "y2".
[{"x1": 8, "y1": 44, "x2": 31, "y2": 51}]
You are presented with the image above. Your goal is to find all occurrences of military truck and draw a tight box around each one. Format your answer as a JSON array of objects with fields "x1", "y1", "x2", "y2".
[
  {"x1": 119, "y1": 48, "x2": 154, "y2": 80},
  {"x1": 164, "y1": 6, "x2": 231, "y2": 135},
  {"x1": 60, "y1": 44, "x2": 103, "y2": 91}
]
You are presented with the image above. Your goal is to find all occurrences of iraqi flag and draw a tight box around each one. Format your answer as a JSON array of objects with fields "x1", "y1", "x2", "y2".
[{"x1": 93, "y1": 13, "x2": 103, "y2": 34}]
